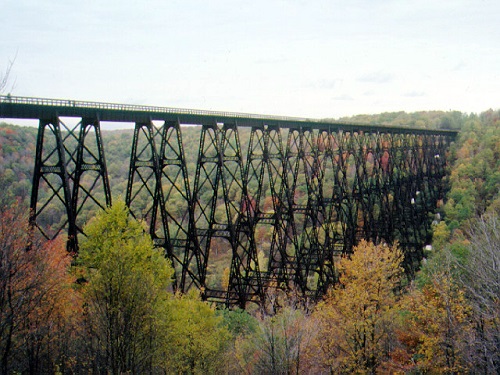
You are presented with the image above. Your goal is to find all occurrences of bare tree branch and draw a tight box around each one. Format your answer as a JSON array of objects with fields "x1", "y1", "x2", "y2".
[
  {"x1": 0, "y1": 54, "x2": 17, "y2": 94},
  {"x1": 457, "y1": 214, "x2": 500, "y2": 373}
]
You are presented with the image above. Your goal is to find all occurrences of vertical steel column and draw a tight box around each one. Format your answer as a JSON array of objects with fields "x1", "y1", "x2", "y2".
[
  {"x1": 262, "y1": 127, "x2": 287, "y2": 285},
  {"x1": 351, "y1": 131, "x2": 369, "y2": 241},
  {"x1": 227, "y1": 124, "x2": 263, "y2": 307},
  {"x1": 296, "y1": 127, "x2": 323, "y2": 294},
  {"x1": 266, "y1": 127, "x2": 293, "y2": 289},
  {"x1": 338, "y1": 131, "x2": 359, "y2": 252},
  {"x1": 271, "y1": 128, "x2": 301, "y2": 290},
  {"x1": 243, "y1": 125, "x2": 284, "y2": 302},
  {"x1": 30, "y1": 117, "x2": 76, "y2": 251},
  {"x1": 388, "y1": 133, "x2": 410, "y2": 257},
  {"x1": 71, "y1": 117, "x2": 112, "y2": 248},
  {"x1": 313, "y1": 129, "x2": 343, "y2": 295},
  {"x1": 125, "y1": 121, "x2": 167, "y2": 269},
  {"x1": 370, "y1": 132, "x2": 390, "y2": 244},
  {"x1": 126, "y1": 120, "x2": 162, "y2": 220},
  {"x1": 191, "y1": 123, "x2": 219, "y2": 299},
  {"x1": 156, "y1": 120, "x2": 198, "y2": 292},
  {"x1": 354, "y1": 131, "x2": 380, "y2": 243},
  {"x1": 376, "y1": 132, "x2": 396, "y2": 244}
]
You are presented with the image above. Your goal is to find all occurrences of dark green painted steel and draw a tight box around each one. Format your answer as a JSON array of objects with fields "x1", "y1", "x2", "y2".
[
  {"x1": 0, "y1": 95, "x2": 458, "y2": 308},
  {"x1": 0, "y1": 95, "x2": 458, "y2": 136}
]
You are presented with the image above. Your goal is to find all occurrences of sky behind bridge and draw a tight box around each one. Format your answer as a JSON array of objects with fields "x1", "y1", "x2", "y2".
[{"x1": 1, "y1": 0, "x2": 499, "y2": 122}]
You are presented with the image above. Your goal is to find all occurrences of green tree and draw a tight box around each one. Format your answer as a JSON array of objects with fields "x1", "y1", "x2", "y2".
[
  {"x1": 161, "y1": 290, "x2": 230, "y2": 374},
  {"x1": 431, "y1": 221, "x2": 451, "y2": 251},
  {"x1": 444, "y1": 110, "x2": 500, "y2": 228},
  {"x1": 219, "y1": 307, "x2": 259, "y2": 373},
  {"x1": 79, "y1": 200, "x2": 173, "y2": 374}
]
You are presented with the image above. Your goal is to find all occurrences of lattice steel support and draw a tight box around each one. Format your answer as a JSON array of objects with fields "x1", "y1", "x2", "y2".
[
  {"x1": 244, "y1": 126, "x2": 287, "y2": 300},
  {"x1": 27, "y1": 111, "x2": 455, "y2": 306},
  {"x1": 30, "y1": 116, "x2": 111, "y2": 252},
  {"x1": 30, "y1": 118, "x2": 76, "y2": 249},
  {"x1": 72, "y1": 117, "x2": 112, "y2": 237},
  {"x1": 156, "y1": 120, "x2": 198, "y2": 292},
  {"x1": 190, "y1": 122, "x2": 262, "y2": 307}
]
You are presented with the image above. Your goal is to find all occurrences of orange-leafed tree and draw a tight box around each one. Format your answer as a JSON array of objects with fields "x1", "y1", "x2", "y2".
[
  {"x1": 0, "y1": 203, "x2": 78, "y2": 373},
  {"x1": 312, "y1": 240, "x2": 404, "y2": 373},
  {"x1": 397, "y1": 271, "x2": 473, "y2": 373}
]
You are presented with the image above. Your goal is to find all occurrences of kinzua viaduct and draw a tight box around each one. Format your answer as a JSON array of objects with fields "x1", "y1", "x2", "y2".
[{"x1": 0, "y1": 96, "x2": 457, "y2": 307}]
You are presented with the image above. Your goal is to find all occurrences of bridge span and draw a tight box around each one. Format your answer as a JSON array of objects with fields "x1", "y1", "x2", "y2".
[{"x1": 0, "y1": 95, "x2": 458, "y2": 307}]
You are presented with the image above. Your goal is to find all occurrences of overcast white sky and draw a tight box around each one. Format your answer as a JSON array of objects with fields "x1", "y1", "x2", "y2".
[{"x1": 2, "y1": 0, "x2": 499, "y2": 119}]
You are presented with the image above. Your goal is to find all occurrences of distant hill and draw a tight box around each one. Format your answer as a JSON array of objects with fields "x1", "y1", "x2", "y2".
[
  {"x1": 0, "y1": 123, "x2": 37, "y2": 206},
  {"x1": 1, "y1": 108, "x2": 498, "y2": 229}
]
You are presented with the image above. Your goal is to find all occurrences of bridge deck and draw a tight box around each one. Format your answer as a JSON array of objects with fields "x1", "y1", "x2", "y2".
[
  {"x1": 0, "y1": 94, "x2": 459, "y2": 307},
  {"x1": 0, "y1": 95, "x2": 458, "y2": 136}
]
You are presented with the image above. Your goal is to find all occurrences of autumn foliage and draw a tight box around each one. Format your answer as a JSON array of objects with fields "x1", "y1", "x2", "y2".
[
  {"x1": 2, "y1": 197, "x2": 497, "y2": 374},
  {"x1": 0, "y1": 203, "x2": 77, "y2": 373},
  {"x1": 3, "y1": 106, "x2": 500, "y2": 373},
  {"x1": 311, "y1": 240, "x2": 404, "y2": 373},
  {"x1": 396, "y1": 272, "x2": 472, "y2": 373}
]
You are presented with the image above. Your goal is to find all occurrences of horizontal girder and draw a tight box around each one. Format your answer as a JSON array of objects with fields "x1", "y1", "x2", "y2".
[
  {"x1": 0, "y1": 96, "x2": 458, "y2": 308},
  {"x1": 0, "y1": 95, "x2": 458, "y2": 136}
]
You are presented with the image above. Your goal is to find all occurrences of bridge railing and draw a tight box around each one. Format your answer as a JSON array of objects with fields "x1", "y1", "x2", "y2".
[
  {"x1": 0, "y1": 95, "x2": 310, "y2": 123},
  {"x1": 0, "y1": 95, "x2": 461, "y2": 136}
]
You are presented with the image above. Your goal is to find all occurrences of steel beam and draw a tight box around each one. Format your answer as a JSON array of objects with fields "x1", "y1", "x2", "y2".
[{"x1": 2, "y1": 96, "x2": 458, "y2": 307}]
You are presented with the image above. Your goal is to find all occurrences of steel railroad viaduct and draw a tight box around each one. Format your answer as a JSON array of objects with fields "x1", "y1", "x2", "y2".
[{"x1": 0, "y1": 96, "x2": 458, "y2": 308}]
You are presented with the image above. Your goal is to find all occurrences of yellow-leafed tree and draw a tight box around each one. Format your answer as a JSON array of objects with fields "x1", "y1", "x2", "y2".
[
  {"x1": 79, "y1": 200, "x2": 174, "y2": 374},
  {"x1": 312, "y1": 240, "x2": 404, "y2": 373},
  {"x1": 397, "y1": 270, "x2": 473, "y2": 373}
]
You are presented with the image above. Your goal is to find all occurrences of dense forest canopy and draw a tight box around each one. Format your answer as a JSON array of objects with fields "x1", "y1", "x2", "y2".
[
  {"x1": 0, "y1": 109, "x2": 490, "y2": 226},
  {"x1": 0, "y1": 108, "x2": 499, "y2": 373},
  {"x1": 0, "y1": 109, "x2": 466, "y2": 212}
]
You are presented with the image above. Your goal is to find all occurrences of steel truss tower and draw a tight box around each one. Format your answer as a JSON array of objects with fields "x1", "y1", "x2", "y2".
[
  {"x1": 122, "y1": 123, "x2": 452, "y2": 306},
  {"x1": 0, "y1": 96, "x2": 455, "y2": 307},
  {"x1": 30, "y1": 116, "x2": 111, "y2": 253}
]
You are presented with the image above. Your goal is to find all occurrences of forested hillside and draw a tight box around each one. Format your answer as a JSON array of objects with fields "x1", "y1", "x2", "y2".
[
  {"x1": 1, "y1": 109, "x2": 499, "y2": 373},
  {"x1": 1, "y1": 110, "x2": 499, "y2": 268},
  {"x1": 0, "y1": 110, "x2": 472, "y2": 216},
  {"x1": 0, "y1": 123, "x2": 37, "y2": 205}
]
